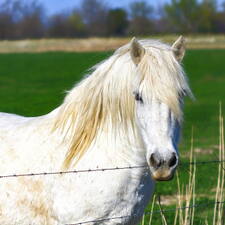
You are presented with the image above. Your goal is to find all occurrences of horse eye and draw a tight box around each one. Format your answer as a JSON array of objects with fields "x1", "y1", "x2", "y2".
[{"x1": 134, "y1": 92, "x2": 144, "y2": 103}]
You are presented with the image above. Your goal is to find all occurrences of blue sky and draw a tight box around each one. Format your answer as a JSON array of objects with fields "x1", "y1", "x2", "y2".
[
  {"x1": 38, "y1": 0, "x2": 224, "y2": 15},
  {"x1": 38, "y1": 0, "x2": 170, "y2": 15}
]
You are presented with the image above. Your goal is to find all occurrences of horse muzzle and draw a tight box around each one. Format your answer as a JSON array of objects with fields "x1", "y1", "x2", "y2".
[{"x1": 148, "y1": 152, "x2": 178, "y2": 181}]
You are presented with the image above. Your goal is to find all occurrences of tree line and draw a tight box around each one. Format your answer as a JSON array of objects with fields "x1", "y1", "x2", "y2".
[{"x1": 0, "y1": 0, "x2": 224, "y2": 40}]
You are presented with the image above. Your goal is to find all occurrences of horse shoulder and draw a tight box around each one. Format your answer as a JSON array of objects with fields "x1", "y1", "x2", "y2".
[
  {"x1": 0, "y1": 112, "x2": 60, "y2": 172},
  {"x1": 0, "y1": 112, "x2": 60, "y2": 224}
]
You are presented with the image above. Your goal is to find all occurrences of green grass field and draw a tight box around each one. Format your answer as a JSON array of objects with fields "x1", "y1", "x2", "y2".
[{"x1": 0, "y1": 50, "x2": 224, "y2": 224}]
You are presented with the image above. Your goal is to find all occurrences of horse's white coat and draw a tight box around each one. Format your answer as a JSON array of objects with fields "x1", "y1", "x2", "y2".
[{"x1": 0, "y1": 38, "x2": 192, "y2": 225}]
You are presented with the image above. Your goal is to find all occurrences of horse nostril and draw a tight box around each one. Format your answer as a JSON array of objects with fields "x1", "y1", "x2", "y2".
[
  {"x1": 168, "y1": 153, "x2": 177, "y2": 168},
  {"x1": 150, "y1": 153, "x2": 162, "y2": 168}
]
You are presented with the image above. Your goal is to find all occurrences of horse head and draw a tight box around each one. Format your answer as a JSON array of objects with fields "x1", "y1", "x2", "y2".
[{"x1": 130, "y1": 36, "x2": 192, "y2": 181}]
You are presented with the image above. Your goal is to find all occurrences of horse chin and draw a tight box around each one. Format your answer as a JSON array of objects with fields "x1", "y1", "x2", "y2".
[
  {"x1": 152, "y1": 173, "x2": 174, "y2": 181},
  {"x1": 150, "y1": 169, "x2": 175, "y2": 182}
]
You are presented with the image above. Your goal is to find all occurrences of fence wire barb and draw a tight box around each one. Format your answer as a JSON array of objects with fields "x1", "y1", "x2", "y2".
[
  {"x1": 0, "y1": 160, "x2": 225, "y2": 179},
  {"x1": 0, "y1": 165, "x2": 148, "y2": 179},
  {"x1": 67, "y1": 200, "x2": 225, "y2": 225}
]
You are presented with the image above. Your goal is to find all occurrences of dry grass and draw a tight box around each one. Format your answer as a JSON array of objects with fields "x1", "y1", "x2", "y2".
[
  {"x1": 174, "y1": 127, "x2": 196, "y2": 225},
  {"x1": 0, "y1": 35, "x2": 225, "y2": 53},
  {"x1": 212, "y1": 102, "x2": 225, "y2": 225}
]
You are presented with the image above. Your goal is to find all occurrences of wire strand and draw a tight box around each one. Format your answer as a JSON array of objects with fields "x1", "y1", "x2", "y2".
[
  {"x1": 0, "y1": 160, "x2": 225, "y2": 179},
  {"x1": 67, "y1": 201, "x2": 225, "y2": 225},
  {"x1": 0, "y1": 165, "x2": 147, "y2": 179}
]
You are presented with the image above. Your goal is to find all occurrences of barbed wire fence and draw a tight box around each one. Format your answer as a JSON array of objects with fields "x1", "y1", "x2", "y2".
[
  {"x1": 67, "y1": 201, "x2": 225, "y2": 225},
  {"x1": 0, "y1": 159, "x2": 225, "y2": 179},
  {"x1": 0, "y1": 159, "x2": 224, "y2": 224}
]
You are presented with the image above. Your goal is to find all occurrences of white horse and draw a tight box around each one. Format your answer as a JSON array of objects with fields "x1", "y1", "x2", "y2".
[{"x1": 0, "y1": 37, "x2": 192, "y2": 225}]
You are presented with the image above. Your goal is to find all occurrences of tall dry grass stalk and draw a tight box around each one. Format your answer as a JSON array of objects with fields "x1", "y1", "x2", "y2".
[
  {"x1": 148, "y1": 195, "x2": 156, "y2": 225},
  {"x1": 212, "y1": 102, "x2": 225, "y2": 225},
  {"x1": 174, "y1": 126, "x2": 196, "y2": 225},
  {"x1": 157, "y1": 196, "x2": 168, "y2": 225}
]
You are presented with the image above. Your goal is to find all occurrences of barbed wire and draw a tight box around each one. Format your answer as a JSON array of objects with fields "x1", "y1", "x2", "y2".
[
  {"x1": 0, "y1": 160, "x2": 224, "y2": 179},
  {"x1": 0, "y1": 165, "x2": 147, "y2": 179},
  {"x1": 67, "y1": 200, "x2": 225, "y2": 225},
  {"x1": 179, "y1": 159, "x2": 225, "y2": 166},
  {"x1": 145, "y1": 200, "x2": 225, "y2": 215}
]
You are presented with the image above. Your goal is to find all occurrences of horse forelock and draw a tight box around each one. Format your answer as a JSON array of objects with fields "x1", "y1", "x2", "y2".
[
  {"x1": 136, "y1": 44, "x2": 193, "y2": 120},
  {"x1": 53, "y1": 39, "x2": 192, "y2": 168}
]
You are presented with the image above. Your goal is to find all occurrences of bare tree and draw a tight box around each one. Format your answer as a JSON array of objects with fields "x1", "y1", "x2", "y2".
[
  {"x1": 0, "y1": 0, "x2": 15, "y2": 39},
  {"x1": 0, "y1": 0, "x2": 45, "y2": 39},
  {"x1": 80, "y1": 0, "x2": 108, "y2": 36},
  {"x1": 15, "y1": 1, "x2": 45, "y2": 39},
  {"x1": 0, "y1": 12, "x2": 14, "y2": 39}
]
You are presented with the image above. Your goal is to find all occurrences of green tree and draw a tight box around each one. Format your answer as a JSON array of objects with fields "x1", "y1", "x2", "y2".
[
  {"x1": 68, "y1": 11, "x2": 87, "y2": 37},
  {"x1": 198, "y1": 0, "x2": 217, "y2": 32},
  {"x1": 128, "y1": 1, "x2": 154, "y2": 35},
  {"x1": 48, "y1": 14, "x2": 71, "y2": 38},
  {"x1": 106, "y1": 8, "x2": 128, "y2": 36},
  {"x1": 164, "y1": 0, "x2": 200, "y2": 33},
  {"x1": 48, "y1": 10, "x2": 86, "y2": 38}
]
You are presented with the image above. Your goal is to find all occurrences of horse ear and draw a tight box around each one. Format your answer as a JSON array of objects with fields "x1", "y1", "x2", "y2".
[
  {"x1": 130, "y1": 37, "x2": 145, "y2": 65},
  {"x1": 172, "y1": 36, "x2": 185, "y2": 62}
]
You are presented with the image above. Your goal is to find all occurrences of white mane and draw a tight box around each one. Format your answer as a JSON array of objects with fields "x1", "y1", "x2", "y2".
[{"x1": 53, "y1": 39, "x2": 192, "y2": 167}]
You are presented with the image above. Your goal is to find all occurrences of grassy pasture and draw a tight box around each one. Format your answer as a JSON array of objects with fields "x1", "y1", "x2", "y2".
[{"x1": 0, "y1": 50, "x2": 224, "y2": 224}]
